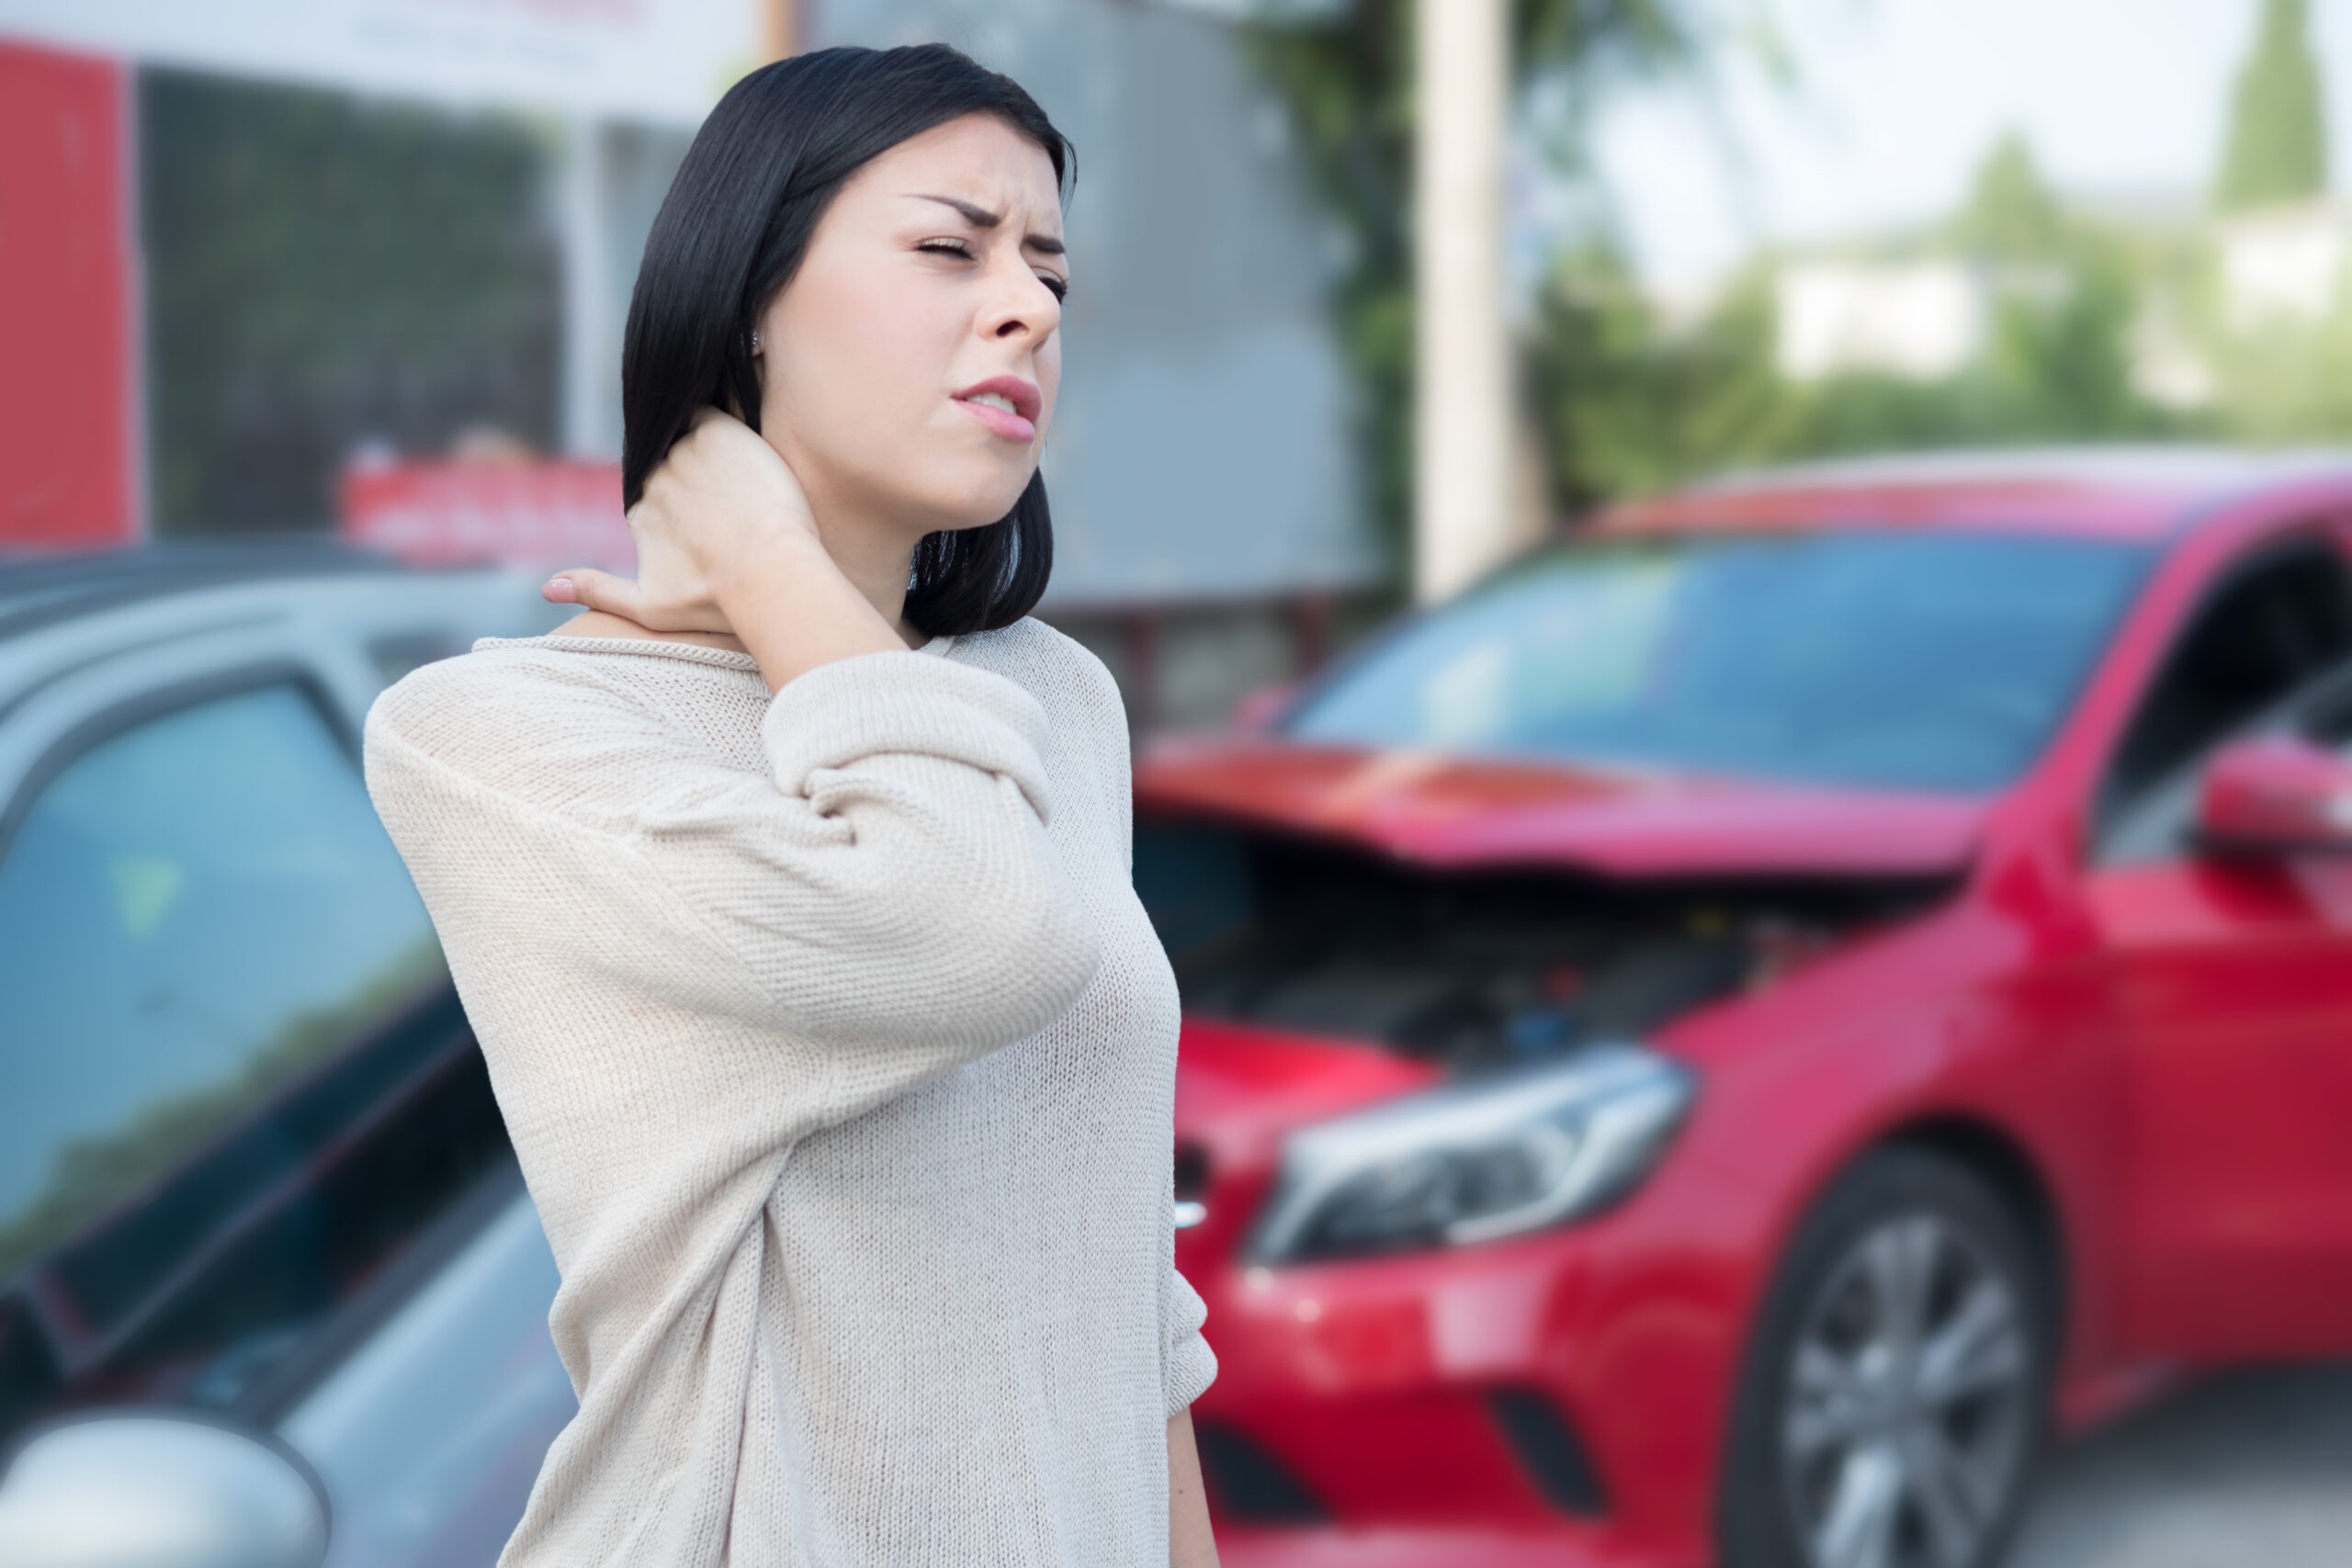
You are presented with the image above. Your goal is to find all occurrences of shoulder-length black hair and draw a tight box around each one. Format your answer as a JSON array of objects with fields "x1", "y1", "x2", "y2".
[{"x1": 620, "y1": 44, "x2": 1072, "y2": 637}]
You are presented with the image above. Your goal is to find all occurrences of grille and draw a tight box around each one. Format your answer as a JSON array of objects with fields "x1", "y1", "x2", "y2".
[
  {"x1": 1193, "y1": 1420, "x2": 1329, "y2": 1525},
  {"x1": 1488, "y1": 1387, "x2": 1609, "y2": 1517}
]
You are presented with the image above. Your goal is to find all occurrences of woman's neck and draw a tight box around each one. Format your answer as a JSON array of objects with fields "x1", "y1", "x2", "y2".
[{"x1": 808, "y1": 502, "x2": 924, "y2": 648}]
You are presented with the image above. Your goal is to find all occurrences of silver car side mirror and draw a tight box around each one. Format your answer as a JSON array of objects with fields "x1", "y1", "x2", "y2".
[{"x1": 0, "y1": 1411, "x2": 329, "y2": 1568}]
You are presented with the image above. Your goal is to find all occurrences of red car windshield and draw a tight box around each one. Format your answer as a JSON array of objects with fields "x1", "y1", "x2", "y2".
[{"x1": 1287, "y1": 530, "x2": 2152, "y2": 794}]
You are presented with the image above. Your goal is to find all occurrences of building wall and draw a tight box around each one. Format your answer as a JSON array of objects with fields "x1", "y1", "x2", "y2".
[
  {"x1": 139, "y1": 69, "x2": 564, "y2": 534},
  {"x1": 1774, "y1": 260, "x2": 1988, "y2": 384},
  {"x1": 0, "y1": 40, "x2": 137, "y2": 547},
  {"x1": 0, "y1": 0, "x2": 753, "y2": 128},
  {"x1": 0, "y1": 3, "x2": 1379, "y2": 728},
  {"x1": 815, "y1": 0, "x2": 1376, "y2": 611}
]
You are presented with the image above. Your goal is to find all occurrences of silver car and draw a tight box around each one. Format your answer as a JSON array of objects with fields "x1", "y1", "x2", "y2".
[{"x1": 0, "y1": 546, "x2": 577, "y2": 1567}]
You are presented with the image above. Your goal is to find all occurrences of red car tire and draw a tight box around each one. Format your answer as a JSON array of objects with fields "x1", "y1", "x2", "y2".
[{"x1": 1717, "y1": 1147, "x2": 2053, "y2": 1568}]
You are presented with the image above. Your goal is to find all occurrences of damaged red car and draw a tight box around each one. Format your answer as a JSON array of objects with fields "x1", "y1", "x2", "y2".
[{"x1": 1139, "y1": 452, "x2": 2352, "y2": 1568}]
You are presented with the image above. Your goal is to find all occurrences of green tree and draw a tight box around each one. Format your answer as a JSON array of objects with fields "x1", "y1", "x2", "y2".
[
  {"x1": 1777, "y1": 258, "x2": 2162, "y2": 455},
  {"x1": 2215, "y1": 0, "x2": 2329, "y2": 212},
  {"x1": 1526, "y1": 130, "x2": 2182, "y2": 509},
  {"x1": 2204, "y1": 302, "x2": 2352, "y2": 442},
  {"x1": 1530, "y1": 252, "x2": 2176, "y2": 506},
  {"x1": 1952, "y1": 132, "x2": 2065, "y2": 262},
  {"x1": 1529, "y1": 252, "x2": 1790, "y2": 508},
  {"x1": 1251, "y1": 13, "x2": 2183, "y2": 536}
]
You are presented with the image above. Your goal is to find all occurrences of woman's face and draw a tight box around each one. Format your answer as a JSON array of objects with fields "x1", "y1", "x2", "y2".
[{"x1": 755, "y1": 113, "x2": 1067, "y2": 543}]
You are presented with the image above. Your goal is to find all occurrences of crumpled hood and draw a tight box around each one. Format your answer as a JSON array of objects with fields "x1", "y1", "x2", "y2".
[{"x1": 1135, "y1": 738, "x2": 1987, "y2": 880}]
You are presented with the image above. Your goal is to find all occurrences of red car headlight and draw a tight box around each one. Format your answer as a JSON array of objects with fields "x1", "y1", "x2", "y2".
[{"x1": 1249, "y1": 1045, "x2": 1697, "y2": 1265}]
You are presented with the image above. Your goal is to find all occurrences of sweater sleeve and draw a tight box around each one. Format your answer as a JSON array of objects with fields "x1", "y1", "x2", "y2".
[
  {"x1": 1044, "y1": 633, "x2": 1216, "y2": 1419},
  {"x1": 366, "y1": 648, "x2": 1101, "y2": 1125}
]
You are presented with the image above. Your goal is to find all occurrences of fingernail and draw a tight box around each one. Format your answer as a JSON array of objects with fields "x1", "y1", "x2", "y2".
[{"x1": 543, "y1": 576, "x2": 574, "y2": 602}]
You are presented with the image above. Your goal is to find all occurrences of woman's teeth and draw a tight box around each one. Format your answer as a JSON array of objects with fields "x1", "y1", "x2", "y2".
[{"x1": 966, "y1": 392, "x2": 1018, "y2": 415}]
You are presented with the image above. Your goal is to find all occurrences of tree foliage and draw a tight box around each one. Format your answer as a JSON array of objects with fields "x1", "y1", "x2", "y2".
[
  {"x1": 1531, "y1": 133, "x2": 2183, "y2": 508},
  {"x1": 1952, "y1": 132, "x2": 2067, "y2": 262},
  {"x1": 2202, "y1": 297, "x2": 2352, "y2": 442},
  {"x1": 142, "y1": 70, "x2": 561, "y2": 535},
  {"x1": 1246, "y1": 13, "x2": 2193, "y2": 543},
  {"x1": 1528, "y1": 255, "x2": 1783, "y2": 507},
  {"x1": 2215, "y1": 0, "x2": 2328, "y2": 212}
]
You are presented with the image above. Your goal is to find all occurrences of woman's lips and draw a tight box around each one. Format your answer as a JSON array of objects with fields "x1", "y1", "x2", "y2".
[
  {"x1": 956, "y1": 396, "x2": 1037, "y2": 443},
  {"x1": 953, "y1": 376, "x2": 1042, "y2": 443}
]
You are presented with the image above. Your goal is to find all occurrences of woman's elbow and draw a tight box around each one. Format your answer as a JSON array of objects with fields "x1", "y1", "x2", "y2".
[
  {"x1": 938, "y1": 873, "x2": 1100, "y2": 1045},
  {"x1": 817, "y1": 849, "x2": 1101, "y2": 1051}
]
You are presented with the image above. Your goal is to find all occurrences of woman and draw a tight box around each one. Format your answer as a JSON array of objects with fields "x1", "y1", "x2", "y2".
[{"x1": 366, "y1": 44, "x2": 1218, "y2": 1567}]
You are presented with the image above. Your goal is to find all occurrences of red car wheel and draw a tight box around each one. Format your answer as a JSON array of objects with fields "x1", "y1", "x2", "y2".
[{"x1": 1719, "y1": 1148, "x2": 2052, "y2": 1568}]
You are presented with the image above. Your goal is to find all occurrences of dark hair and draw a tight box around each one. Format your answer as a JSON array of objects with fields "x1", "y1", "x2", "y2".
[{"x1": 620, "y1": 45, "x2": 1072, "y2": 636}]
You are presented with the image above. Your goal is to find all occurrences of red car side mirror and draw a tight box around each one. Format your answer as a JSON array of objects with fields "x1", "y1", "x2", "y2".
[{"x1": 2194, "y1": 735, "x2": 2352, "y2": 856}]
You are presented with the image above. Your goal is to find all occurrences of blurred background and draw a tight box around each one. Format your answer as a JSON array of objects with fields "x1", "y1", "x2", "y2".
[
  {"x1": 12, "y1": 0, "x2": 2352, "y2": 723},
  {"x1": 8, "y1": 3, "x2": 2352, "y2": 1566}
]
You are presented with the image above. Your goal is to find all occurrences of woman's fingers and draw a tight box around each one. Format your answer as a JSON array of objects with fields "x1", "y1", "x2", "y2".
[
  {"x1": 544, "y1": 563, "x2": 734, "y2": 635},
  {"x1": 543, "y1": 567, "x2": 647, "y2": 624}
]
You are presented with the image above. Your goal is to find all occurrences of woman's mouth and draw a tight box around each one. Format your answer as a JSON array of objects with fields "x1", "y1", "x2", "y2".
[{"x1": 953, "y1": 377, "x2": 1041, "y2": 443}]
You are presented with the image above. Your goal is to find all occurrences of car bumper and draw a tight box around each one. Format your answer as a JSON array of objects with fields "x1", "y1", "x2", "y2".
[{"x1": 1183, "y1": 1179, "x2": 1746, "y2": 1568}]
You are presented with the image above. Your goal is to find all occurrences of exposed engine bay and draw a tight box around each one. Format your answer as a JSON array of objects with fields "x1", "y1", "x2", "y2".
[{"x1": 1136, "y1": 818, "x2": 1951, "y2": 1071}]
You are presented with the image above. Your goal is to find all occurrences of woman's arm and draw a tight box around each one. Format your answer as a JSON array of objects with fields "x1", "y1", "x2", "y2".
[{"x1": 1168, "y1": 1409, "x2": 1220, "y2": 1568}]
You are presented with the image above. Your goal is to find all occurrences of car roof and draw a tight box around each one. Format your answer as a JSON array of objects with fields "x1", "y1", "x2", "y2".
[
  {"x1": 0, "y1": 540, "x2": 405, "y2": 646},
  {"x1": 0, "y1": 543, "x2": 555, "y2": 738},
  {"x1": 1592, "y1": 446, "x2": 2352, "y2": 543}
]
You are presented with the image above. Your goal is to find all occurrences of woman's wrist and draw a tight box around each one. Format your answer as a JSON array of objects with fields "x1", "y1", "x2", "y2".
[
  {"x1": 717, "y1": 531, "x2": 909, "y2": 693},
  {"x1": 708, "y1": 525, "x2": 831, "y2": 608}
]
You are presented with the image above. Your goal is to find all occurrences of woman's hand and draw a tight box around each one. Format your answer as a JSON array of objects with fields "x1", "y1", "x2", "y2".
[
  {"x1": 543, "y1": 407, "x2": 908, "y2": 693},
  {"x1": 545, "y1": 409, "x2": 820, "y2": 637}
]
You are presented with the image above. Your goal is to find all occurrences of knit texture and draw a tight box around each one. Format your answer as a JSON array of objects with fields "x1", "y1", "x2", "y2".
[{"x1": 364, "y1": 619, "x2": 1215, "y2": 1567}]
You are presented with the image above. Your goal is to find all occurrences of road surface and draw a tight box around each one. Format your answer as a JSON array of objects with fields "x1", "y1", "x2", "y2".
[{"x1": 2008, "y1": 1364, "x2": 2352, "y2": 1567}]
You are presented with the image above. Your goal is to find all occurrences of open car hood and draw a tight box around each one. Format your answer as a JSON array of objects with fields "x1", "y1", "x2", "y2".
[{"x1": 1134, "y1": 739, "x2": 1988, "y2": 880}]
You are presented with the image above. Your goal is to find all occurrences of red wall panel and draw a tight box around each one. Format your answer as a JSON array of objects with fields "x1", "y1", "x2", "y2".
[
  {"x1": 0, "y1": 40, "x2": 135, "y2": 547},
  {"x1": 343, "y1": 459, "x2": 633, "y2": 570}
]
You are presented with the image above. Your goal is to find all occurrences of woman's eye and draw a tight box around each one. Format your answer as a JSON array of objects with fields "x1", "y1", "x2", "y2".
[{"x1": 916, "y1": 240, "x2": 1065, "y2": 301}]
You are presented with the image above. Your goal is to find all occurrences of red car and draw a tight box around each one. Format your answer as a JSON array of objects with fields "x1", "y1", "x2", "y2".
[{"x1": 1138, "y1": 452, "x2": 2352, "y2": 1568}]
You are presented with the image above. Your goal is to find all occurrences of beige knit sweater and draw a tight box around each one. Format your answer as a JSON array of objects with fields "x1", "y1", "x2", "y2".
[{"x1": 363, "y1": 619, "x2": 1215, "y2": 1567}]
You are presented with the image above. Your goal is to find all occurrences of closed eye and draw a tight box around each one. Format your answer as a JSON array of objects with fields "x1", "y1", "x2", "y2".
[{"x1": 917, "y1": 240, "x2": 1068, "y2": 302}]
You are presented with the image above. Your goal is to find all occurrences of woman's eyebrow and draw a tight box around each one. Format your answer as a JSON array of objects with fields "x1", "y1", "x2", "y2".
[{"x1": 907, "y1": 194, "x2": 1066, "y2": 256}]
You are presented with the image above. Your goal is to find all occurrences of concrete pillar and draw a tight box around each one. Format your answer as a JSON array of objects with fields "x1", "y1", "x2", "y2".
[
  {"x1": 557, "y1": 116, "x2": 616, "y2": 457},
  {"x1": 762, "y1": 0, "x2": 800, "y2": 61},
  {"x1": 1413, "y1": 0, "x2": 1513, "y2": 604}
]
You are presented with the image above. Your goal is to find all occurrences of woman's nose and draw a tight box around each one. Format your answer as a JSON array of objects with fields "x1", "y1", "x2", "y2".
[{"x1": 981, "y1": 260, "x2": 1059, "y2": 342}]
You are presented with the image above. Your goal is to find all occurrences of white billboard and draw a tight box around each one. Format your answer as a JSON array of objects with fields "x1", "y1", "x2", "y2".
[{"x1": 0, "y1": 0, "x2": 759, "y2": 124}]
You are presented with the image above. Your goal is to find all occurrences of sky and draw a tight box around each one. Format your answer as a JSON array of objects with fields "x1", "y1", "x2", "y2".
[{"x1": 1587, "y1": 0, "x2": 2352, "y2": 294}]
